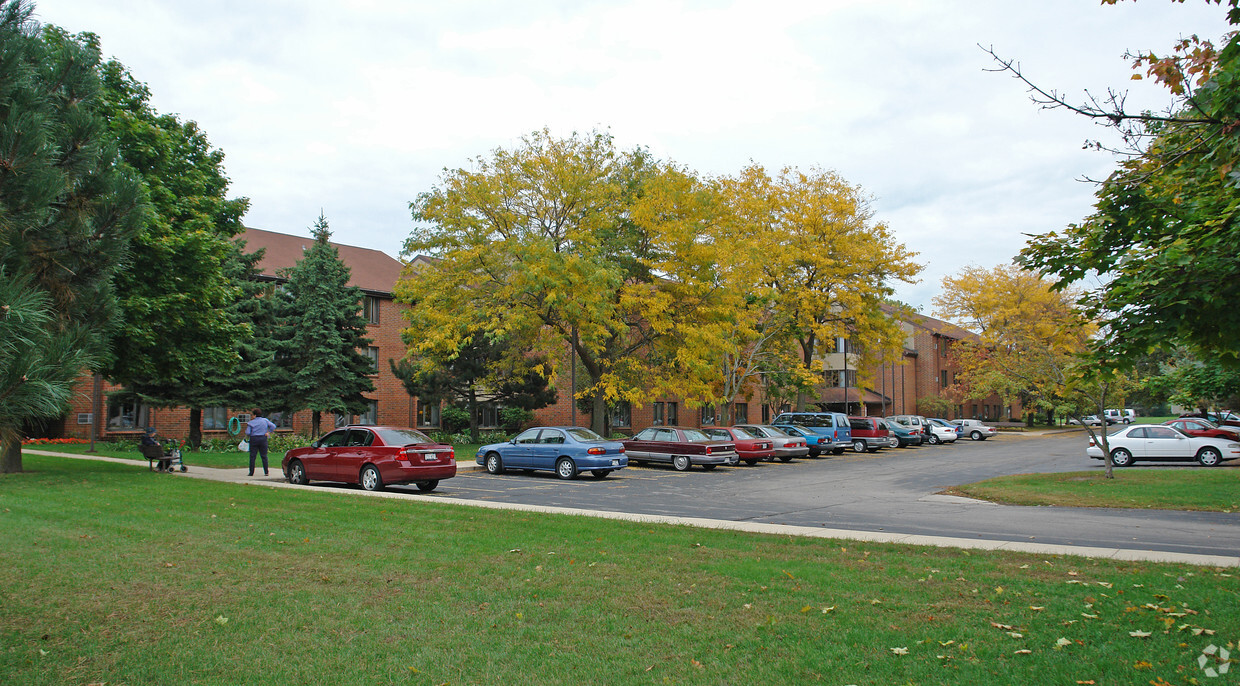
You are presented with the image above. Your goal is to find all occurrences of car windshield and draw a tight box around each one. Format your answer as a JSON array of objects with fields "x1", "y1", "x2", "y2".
[
  {"x1": 756, "y1": 425, "x2": 788, "y2": 437},
  {"x1": 729, "y1": 427, "x2": 755, "y2": 439},
  {"x1": 566, "y1": 427, "x2": 605, "y2": 442},
  {"x1": 373, "y1": 427, "x2": 434, "y2": 445},
  {"x1": 681, "y1": 429, "x2": 711, "y2": 441}
]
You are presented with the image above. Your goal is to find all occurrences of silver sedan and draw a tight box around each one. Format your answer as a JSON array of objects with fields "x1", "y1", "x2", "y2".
[{"x1": 733, "y1": 424, "x2": 810, "y2": 462}]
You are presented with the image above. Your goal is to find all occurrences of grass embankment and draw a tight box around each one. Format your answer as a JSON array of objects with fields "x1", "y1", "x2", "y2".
[
  {"x1": 948, "y1": 468, "x2": 1240, "y2": 512},
  {"x1": 2, "y1": 455, "x2": 1237, "y2": 685}
]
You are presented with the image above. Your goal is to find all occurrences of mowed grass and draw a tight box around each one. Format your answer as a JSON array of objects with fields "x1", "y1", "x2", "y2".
[
  {"x1": 948, "y1": 467, "x2": 1240, "y2": 512},
  {"x1": 29, "y1": 441, "x2": 489, "y2": 470},
  {"x1": 2, "y1": 456, "x2": 1238, "y2": 685}
]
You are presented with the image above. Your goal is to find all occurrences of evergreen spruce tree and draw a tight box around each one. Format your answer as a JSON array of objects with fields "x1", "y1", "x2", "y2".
[
  {"x1": 277, "y1": 214, "x2": 375, "y2": 437},
  {"x1": 0, "y1": 1, "x2": 145, "y2": 472}
]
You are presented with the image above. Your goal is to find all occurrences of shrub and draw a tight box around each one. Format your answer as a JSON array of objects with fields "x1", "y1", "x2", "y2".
[
  {"x1": 440, "y1": 406, "x2": 471, "y2": 433},
  {"x1": 499, "y1": 407, "x2": 533, "y2": 432}
]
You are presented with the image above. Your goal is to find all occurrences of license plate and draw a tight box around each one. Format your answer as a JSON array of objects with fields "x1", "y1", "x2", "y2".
[{"x1": 611, "y1": 459, "x2": 619, "y2": 466}]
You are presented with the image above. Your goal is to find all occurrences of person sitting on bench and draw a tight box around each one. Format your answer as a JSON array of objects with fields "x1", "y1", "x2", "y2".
[{"x1": 140, "y1": 427, "x2": 171, "y2": 472}]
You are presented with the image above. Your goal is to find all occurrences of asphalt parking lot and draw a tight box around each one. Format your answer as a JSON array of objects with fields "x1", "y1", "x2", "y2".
[{"x1": 397, "y1": 431, "x2": 1240, "y2": 559}]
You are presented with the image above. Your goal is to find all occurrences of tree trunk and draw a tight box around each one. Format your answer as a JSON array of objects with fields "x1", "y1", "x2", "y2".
[
  {"x1": 1, "y1": 432, "x2": 21, "y2": 473},
  {"x1": 312, "y1": 410, "x2": 321, "y2": 438},
  {"x1": 591, "y1": 389, "x2": 607, "y2": 436},
  {"x1": 188, "y1": 408, "x2": 202, "y2": 449},
  {"x1": 467, "y1": 389, "x2": 479, "y2": 443}
]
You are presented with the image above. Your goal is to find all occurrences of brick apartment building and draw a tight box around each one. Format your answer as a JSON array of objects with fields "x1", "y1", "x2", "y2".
[
  {"x1": 54, "y1": 228, "x2": 1015, "y2": 442},
  {"x1": 62, "y1": 227, "x2": 429, "y2": 443}
]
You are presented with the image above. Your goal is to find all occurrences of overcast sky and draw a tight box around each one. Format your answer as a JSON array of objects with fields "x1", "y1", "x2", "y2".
[{"x1": 31, "y1": 0, "x2": 1234, "y2": 311}]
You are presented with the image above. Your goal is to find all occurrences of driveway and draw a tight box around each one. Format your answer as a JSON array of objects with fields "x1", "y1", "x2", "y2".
[{"x1": 423, "y1": 432, "x2": 1240, "y2": 559}]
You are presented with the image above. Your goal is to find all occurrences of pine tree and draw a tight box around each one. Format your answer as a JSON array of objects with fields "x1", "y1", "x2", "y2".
[
  {"x1": 276, "y1": 214, "x2": 375, "y2": 437},
  {"x1": 0, "y1": 1, "x2": 145, "y2": 472}
]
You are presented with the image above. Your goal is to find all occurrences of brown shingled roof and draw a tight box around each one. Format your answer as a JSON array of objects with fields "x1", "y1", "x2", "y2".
[{"x1": 238, "y1": 227, "x2": 404, "y2": 296}]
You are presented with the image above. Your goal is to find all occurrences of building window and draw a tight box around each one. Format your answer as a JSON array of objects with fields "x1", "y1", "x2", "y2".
[
  {"x1": 667, "y1": 402, "x2": 678, "y2": 426},
  {"x1": 611, "y1": 401, "x2": 631, "y2": 429},
  {"x1": 479, "y1": 403, "x2": 499, "y2": 429},
  {"x1": 762, "y1": 404, "x2": 770, "y2": 423},
  {"x1": 940, "y1": 370, "x2": 948, "y2": 387},
  {"x1": 106, "y1": 398, "x2": 148, "y2": 431},
  {"x1": 269, "y1": 410, "x2": 293, "y2": 428},
  {"x1": 203, "y1": 407, "x2": 228, "y2": 431},
  {"x1": 417, "y1": 402, "x2": 440, "y2": 428},
  {"x1": 734, "y1": 403, "x2": 749, "y2": 424},
  {"x1": 358, "y1": 401, "x2": 378, "y2": 426},
  {"x1": 700, "y1": 404, "x2": 717, "y2": 426},
  {"x1": 364, "y1": 346, "x2": 380, "y2": 373},
  {"x1": 652, "y1": 402, "x2": 665, "y2": 426},
  {"x1": 363, "y1": 296, "x2": 381, "y2": 324},
  {"x1": 972, "y1": 404, "x2": 979, "y2": 418}
]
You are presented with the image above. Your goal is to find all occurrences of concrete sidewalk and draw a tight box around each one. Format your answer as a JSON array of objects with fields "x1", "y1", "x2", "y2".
[{"x1": 24, "y1": 449, "x2": 1238, "y2": 569}]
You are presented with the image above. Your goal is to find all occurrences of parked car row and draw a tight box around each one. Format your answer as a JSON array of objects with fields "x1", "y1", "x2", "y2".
[
  {"x1": 278, "y1": 414, "x2": 1006, "y2": 491},
  {"x1": 1086, "y1": 423, "x2": 1240, "y2": 467}
]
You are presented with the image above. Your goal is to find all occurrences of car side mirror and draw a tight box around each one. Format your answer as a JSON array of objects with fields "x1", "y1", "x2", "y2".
[{"x1": 311, "y1": 440, "x2": 320, "y2": 448}]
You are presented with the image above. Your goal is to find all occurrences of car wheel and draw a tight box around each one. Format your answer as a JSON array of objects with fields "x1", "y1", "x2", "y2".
[
  {"x1": 485, "y1": 452, "x2": 503, "y2": 475},
  {"x1": 590, "y1": 469, "x2": 610, "y2": 479},
  {"x1": 701, "y1": 464, "x2": 718, "y2": 471},
  {"x1": 970, "y1": 431, "x2": 983, "y2": 441},
  {"x1": 1196, "y1": 447, "x2": 1222, "y2": 467},
  {"x1": 672, "y1": 455, "x2": 691, "y2": 471},
  {"x1": 927, "y1": 433, "x2": 939, "y2": 445},
  {"x1": 852, "y1": 440, "x2": 867, "y2": 453},
  {"x1": 1110, "y1": 448, "x2": 1133, "y2": 467},
  {"x1": 360, "y1": 465, "x2": 383, "y2": 491},
  {"x1": 556, "y1": 457, "x2": 577, "y2": 480},
  {"x1": 415, "y1": 480, "x2": 438, "y2": 492},
  {"x1": 287, "y1": 459, "x2": 308, "y2": 485}
]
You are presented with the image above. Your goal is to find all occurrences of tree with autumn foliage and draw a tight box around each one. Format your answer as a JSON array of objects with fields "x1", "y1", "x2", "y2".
[
  {"x1": 724, "y1": 165, "x2": 920, "y2": 411},
  {"x1": 1000, "y1": 0, "x2": 1240, "y2": 369},
  {"x1": 933, "y1": 264, "x2": 1132, "y2": 476},
  {"x1": 400, "y1": 130, "x2": 737, "y2": 435}
]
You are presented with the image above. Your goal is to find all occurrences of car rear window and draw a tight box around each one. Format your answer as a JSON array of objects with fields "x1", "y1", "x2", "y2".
[{"x1": 373, "y1": 428, "x2": 434, "y2": 446}]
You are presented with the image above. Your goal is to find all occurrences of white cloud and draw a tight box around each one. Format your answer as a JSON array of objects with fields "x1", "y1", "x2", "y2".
[{"x1": 29, "y1": 0, "x2": 1235, "y2": 309}]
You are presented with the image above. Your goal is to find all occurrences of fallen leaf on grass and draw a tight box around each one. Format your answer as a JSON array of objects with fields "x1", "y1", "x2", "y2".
[
  {"x1": 1133, "y1": 660, "x2": 1153, "y2": 670},
  {"x1": 1129, "y1": 630, "x2": 1151, "y2": 638},
  {"x1": 1055, "y1": 638, "x2": 1072, "y2": 648},
  {"x1": 821, "y1": 606, "x2": 836, "y2": 614},
  {"x1": 1030, "y1": 606, "x2": 1045, "y2": 611},
  {"x1": 890, "y1": 647, "x2": 908, "y2": 655},
  {"x1": 214, "y1": 616, "x2": 228, "y2": 625},
  {"x1": 1007, "y1": 632, "x2": 1023, "y2": 639},
  {"x1": 1014, "y1": 649, "x2": 1032, "y2": 655}
]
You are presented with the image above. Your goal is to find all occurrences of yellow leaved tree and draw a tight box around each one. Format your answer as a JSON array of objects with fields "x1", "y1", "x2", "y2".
[
  {"x1": 397, "y1": 130, "x2": 732, "y2": 435},
  {"x1": 725, "y1": 165, "x2": 920, "y2": 411},
  {"x1": 933, "y1": 263, "x2": 1130, "y2": 477}
]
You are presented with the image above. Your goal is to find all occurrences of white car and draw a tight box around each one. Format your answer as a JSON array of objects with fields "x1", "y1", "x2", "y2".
[
  {"x1": 952, "y1": 419, "x2": 997, "y2": 441},
  {"x1": 925, "y1": 423, "x2": 958, "y2": 445},
  {"x1": 1104, "y1": 409, "x2": 1136, "y2": 424},
  {"x1": 1086, "y1": 424, "x2": 1240, "y2": 467}
]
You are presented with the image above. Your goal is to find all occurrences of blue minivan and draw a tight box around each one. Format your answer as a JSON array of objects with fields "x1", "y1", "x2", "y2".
[{"x1": 772, "y1": 412, "x2": 853, "y2": 455}]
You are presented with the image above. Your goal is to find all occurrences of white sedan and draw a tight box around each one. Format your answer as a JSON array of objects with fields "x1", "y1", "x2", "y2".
[
  {"x1": 925, "y1": 423, "x2": 958, "y2": 445},
  {"x1": 1086, "y1": 424, "x2": 1240, "y2": 467},
  {"x1": 952, "y1": 419, "x2": 998, "y2": 441}
]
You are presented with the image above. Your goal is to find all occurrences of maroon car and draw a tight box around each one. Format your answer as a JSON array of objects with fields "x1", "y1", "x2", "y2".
[
  {"x1": 283, "y1": 425, "x2": 456, "y2": 492},
  {"x1": 622, "y1": 426, "x2": 739, "y2": 471},
  {"x1": 703, "y1": 427, "x2": 775, "y2": 465},
  {"x1": 1164, "y1": 418, "x2": 1240, "y2": 442},
  {"x1": 847, "y1": 416, "x2": 891, "y2": 452}
]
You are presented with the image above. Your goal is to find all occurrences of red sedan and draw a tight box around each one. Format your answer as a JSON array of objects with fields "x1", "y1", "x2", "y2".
[
  {"x1": 704, "y1": 427, "x2": 775, "y2": 465},
  {"x1": 283, "y1": 425, "x2": 456, "y2": 492},
  {"x1": 1163, "y1": 418, "x2": 1240, "y2": 442}
]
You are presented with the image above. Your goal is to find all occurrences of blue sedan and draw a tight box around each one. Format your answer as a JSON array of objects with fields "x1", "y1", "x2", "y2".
[{"x1": 476, "y1": 426, "x2": 628, "y2": 480}]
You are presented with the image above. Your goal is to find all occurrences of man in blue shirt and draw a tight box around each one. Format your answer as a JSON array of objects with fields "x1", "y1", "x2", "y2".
[{"x1": 245, "y1": 409, "x2": 278, "y2": 476}]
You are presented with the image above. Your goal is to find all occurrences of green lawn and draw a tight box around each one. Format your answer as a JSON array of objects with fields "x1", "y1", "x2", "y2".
[
  {"x1": 2, "y1": 454, "x2": 1237, "y2": 685},
  {"x1": 947, "y1": 467, "x2": 1240, "y2": 512}
]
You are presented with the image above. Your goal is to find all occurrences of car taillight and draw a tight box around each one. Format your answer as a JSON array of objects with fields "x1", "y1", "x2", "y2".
[
  {"x1": 618, "y1": 446, "x2": 625, "y2": 453},
  {"x1": 705, "y1": 446, "x2": 712, "y2": 455},
  {"x1": 587, "y1": 447, "x2": 605, "y2": 455}
]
